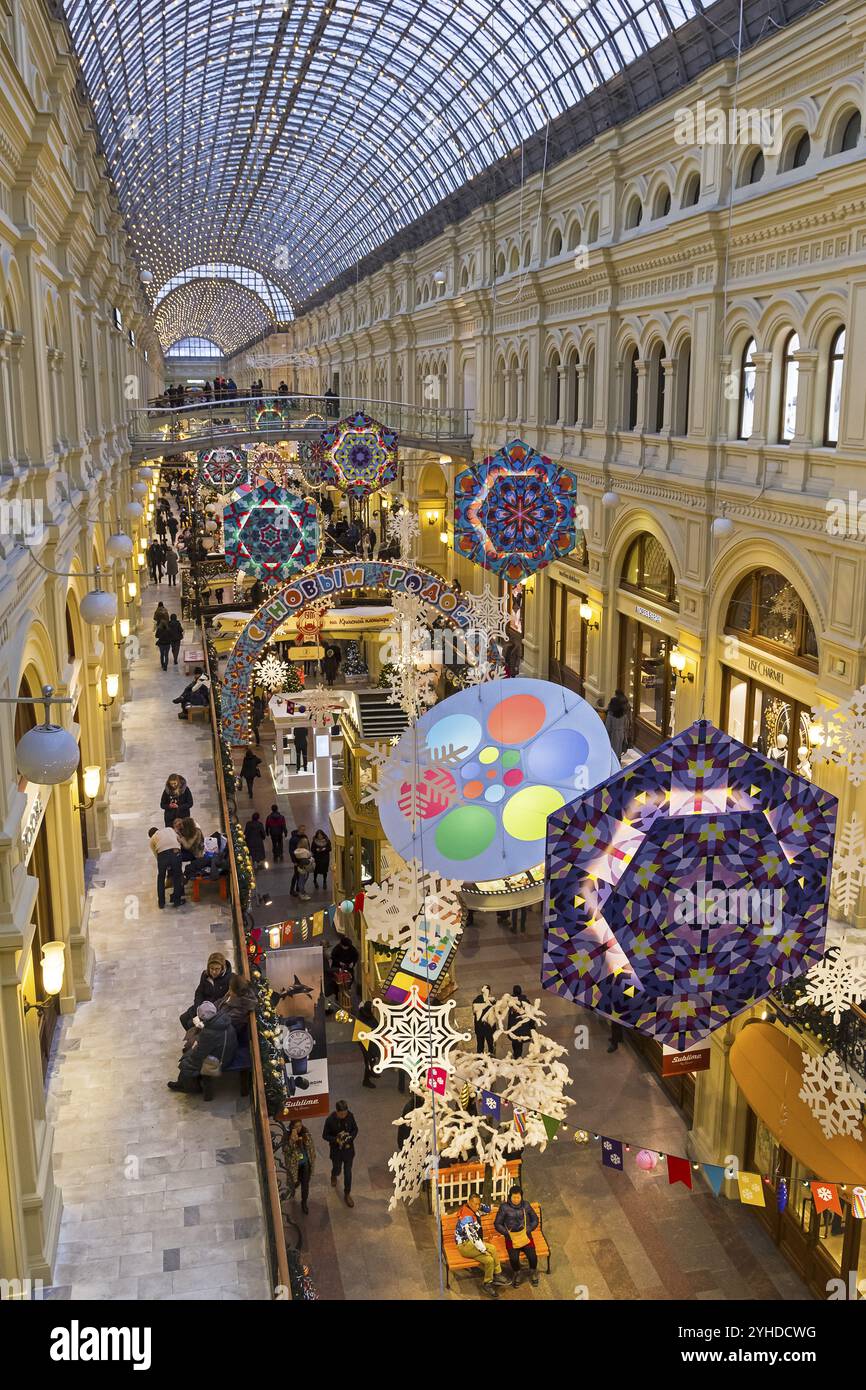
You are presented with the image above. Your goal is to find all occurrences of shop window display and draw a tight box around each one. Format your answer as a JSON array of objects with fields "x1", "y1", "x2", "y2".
[{"x1": 725, "y1": 569, "x2": 818, "y2": 667}]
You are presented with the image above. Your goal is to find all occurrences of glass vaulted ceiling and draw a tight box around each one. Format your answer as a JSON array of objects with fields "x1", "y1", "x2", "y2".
[{"x1": 66, "y1": 0, "x2": 706, "y2": 317}]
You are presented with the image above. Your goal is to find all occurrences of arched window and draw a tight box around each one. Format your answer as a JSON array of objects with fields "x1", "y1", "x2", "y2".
[
  {"x1": 787, "y1": 131, "x2": 811, "y2": 170},
  {"x1": 621, "y1": 533, "x2": 678, "y2": 606},
  {"x1": 65, "y1": 602, "x2": 77, "y2": 664},
  {"x1": 740, "y1": 149, "x2": 765, "y2": 186},
  {"x1": 738, "y1": 337, "x2": 757, "y2": 439},
  {"x1": 725, "y1": 569, "x2": 817, "y2": 667},
  {"x1": 549, "y1": 227, "x2": 563, "y2": 258},
  {"x1": 547, "y1": 353, "x2": 561, "y2": 423},
  {"x1": 825, "y1": 327, "x2": 845, "y2": 447},
  {"x1": 653, "y1": 186, "x2": 671, "y2": 219},
  {"x1": 568, "y1": 348, "x2": 580, "y2": 425},
  {"x1": 673, "y1": 338, "x2": 691, "y2": 436},
  {"x1": 650, "y1": 343, "x2": 666, "y2": 433},
  {"x1": 681, "y1": 172, "x2": 701, "y2": 208},
  {"x1": 625, "y1": 196, "x2": 643, "y2": 230},
  {"x1": 779, "y1": 332, "x2": 800, "y2": 443},
  {"x1": 496, "y1": 251, "x2": 506, "y2": 278},
  {"x1": 587, "y1": 211, "x2": 599, "y2": 243},
  {"x1": 834, "y1": 109, "x2": 862, "y2": 154},
  {"x1": 566, "y1": 221, "x2": 581, "y2": 252},
  {"x1": 625, "y1": 346, "x2": 639, "y2": 430},
  {"x1": 508, "y1": 246, "x2": 520, "y2": 273},
  {"x1": 584, "y1": 347, "x2": 595, "y2": 425}
]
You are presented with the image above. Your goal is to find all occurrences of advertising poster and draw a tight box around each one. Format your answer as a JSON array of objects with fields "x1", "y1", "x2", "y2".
[{"x1": 267, "y1": 942, "x2": 330, "y2": 1119}]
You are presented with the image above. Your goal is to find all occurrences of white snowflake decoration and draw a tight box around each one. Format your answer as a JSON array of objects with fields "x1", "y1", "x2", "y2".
[
  {"x1": 359, "y1": 986, "x2": 470, "y2": 1081},
  {"x1": 799, "y1": 1049, "x2": 866, "y2": 1140},
  {"x1": 812, "y1": 685, "x2": 866, "y2": 787},
  {"x1": 769, "y1": 583, "x2": 801, "y2": 628},
  {"x1": 386, "y1": 504, "x2": 420, "y2": 558},
  {"x1": 363, "y1": 865, "x2": 462, "y2": 952},
  {"x1": 464, "y1": 584, "x2": 509, "y2": 644},
  {"x1": 362, "y1": 733, "x2": 466, "y2": 823},
  {"x1": 462, "y1": 658, "x2": 496, "y2": 688},
  {"x1": 253, "y1": 653, "x2": 289, "y2": 691},
  {"x1": 831, "y1": 814, "x2": 866, "y2": 917},
  {"x1": 387, "y1": 661, "x2": 438, "y2": 722},
  {"x1": 295, "y1": 686, "x2": 345, "y2": 726},
  {"x1": 799, "y1": 936, "x2": 866, "y2": 1026}
]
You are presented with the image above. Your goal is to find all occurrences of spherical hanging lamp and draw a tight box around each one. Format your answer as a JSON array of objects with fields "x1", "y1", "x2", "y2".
[
  {"x1": 16, "y1": 688, "x2": 80, "y2": 785},
  {"x1": 126, "y1": 501, "x2": 144, "y2": 520},
  {"x1": 106, "y1": 533, "x2": 134, "y2": 561},
  {"x1": 132, "y1": 481, "x2": 148, "y2": 498},
  {"x1": 712, "y1": 515, "x2": 734, "y2": 539},
  {"x1": 138, "y1": 465, "x2": 154, "y2": 480},
  {"x1": 80, "y1": 586, "x2": 118, "y2": 627},
  {"x1": 601, "y1": 490, "x2": 620, "y2": 509}
]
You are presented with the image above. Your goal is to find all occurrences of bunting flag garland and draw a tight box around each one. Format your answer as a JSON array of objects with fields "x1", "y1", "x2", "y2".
[
  {"x1": 542, "y1": 1115, "x2": 561, "y2": 1142},
  {"x1": 352, "y1": 1019, "x2": 369, "y2": 1047},
  {"x1": 513, "y1": 1110, "x2": 527, "y2": 1138},
  {"x1": 737, "y1": 1172, "x2": 766, "y2": 1207},
  {"x1": 852, "y1": 1186, "x2": 866, "y2": 1218},
  {"x1": 601, "y1": 1137, "x2": 624, "y2": 1170},
  {"x1": 703, "y1": 1164, "x2": 726, "y2": 1197},
  {"x1": 811, "y1": 1181, "x2": 842, "y2": 1215},
  {"x1": 777, "y1": 1177, "x2": 788, "y2": 1214},
  {"x1": 427, "y1": 1065, "x2": 448, "y2": 1095},
  {"x1": 479, "y1": 1090, "x2": 501, "y2": 1122},
  {"x1": 667, "y1": 1155, "x2": 693, "y2": 1189}
]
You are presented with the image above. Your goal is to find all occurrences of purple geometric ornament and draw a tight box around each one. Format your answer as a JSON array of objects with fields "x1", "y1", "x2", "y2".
[{"x1": 542, "y1": 720, "x2": 837, "y2": 1051}]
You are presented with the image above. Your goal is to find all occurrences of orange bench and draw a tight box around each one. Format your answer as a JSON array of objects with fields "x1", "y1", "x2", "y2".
[
  {"x1": 440, "y1": 1203, "x2": 550, "y2": 1289},
  {"x1": 190, "y1": 875, "x2": 228, "y2": 903}
]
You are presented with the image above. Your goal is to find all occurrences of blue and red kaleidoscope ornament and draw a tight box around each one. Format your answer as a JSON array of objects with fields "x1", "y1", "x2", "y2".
[
  {"x1": 197, "y1": 446, "x2": 249, "y2": 491},
  {"x1": 222, "y1": 482, "x2": 320, "y2": 584},
  {"x1": 454, "y1": 439, "x2": 578, "y2": 585},
  {"x1": 319, "y1": 411, "x2": 398, "y2": 499},
  {"x1": 542, "y1": 719, "x2": 838, "y2": 1052}
]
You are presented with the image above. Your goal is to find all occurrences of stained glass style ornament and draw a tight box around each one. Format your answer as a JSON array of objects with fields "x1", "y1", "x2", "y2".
[{"x1": 319, "y1": 412, "x2": 398, "y2": 499}]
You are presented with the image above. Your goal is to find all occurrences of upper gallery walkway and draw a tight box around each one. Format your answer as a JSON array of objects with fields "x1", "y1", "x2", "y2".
[{"x1": 128, "y1": 395, "x2": 474, "y2": 462}]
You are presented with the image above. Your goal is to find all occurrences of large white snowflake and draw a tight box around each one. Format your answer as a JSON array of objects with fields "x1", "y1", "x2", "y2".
[
  {"x1": 812, "y1": 685, "x2": 866, "y2": 787},
  {"x1": 363, "y1": 865, "x2": 462, "y2": 952},
  {"x1": 253, "y1": 653, "x2": 290, "y2": 691},
  {"x1": 295, "y1": 686, "x2": 346, "y2": 725},
  {"x1": 830, "y1": 813, "x2": 866, "y2": 917},
  {"x1": 386, "y1": 504, "x2": 420, "y2": 558},
  {"x1": 798, "y1": 1049, "x2": 866, "y2": 1140},
  {"x1": 359, "y1": 986, "x2": 470, "y2": 1081},
  {"x1": 464, "y1": 583, "x2": 510, "y2": 644},
  {"x1": 387, "y1": 661, "x2": 438, "y2": 722},
  {"x1": 799, "y1": 936, "x2": 866, "y2": 1026},
  {"x1": 769, "y1": 583, "x2": 801, "y2": 628}
]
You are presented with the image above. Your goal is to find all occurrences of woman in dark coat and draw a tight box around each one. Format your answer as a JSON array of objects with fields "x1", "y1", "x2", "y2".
[
  {"x1": 244, "y1": 812, "x2": 267, "y2": 867},
  {"x1": 240, "y1": 747, "x2": 261, "y2": 797},
  {"x1": 604, "y1": 689, "x2": 632, "y2": 760},
  {"x1": 168, "y1": 1010, "x2": 237, "y2": 1093},
  {"x1": 179, "y1": 951, "x2": 232, "y2": 1030},
  {"x1": 155, "y1": 618, "x2": 172, "y2": 671},
  {"x1": 321, "y1": 644, "x2": 341, "y2": 688},
  {"x1": 494, "y1": 1187, "x2": 540, "y2": 1287},
  {"x1": 311, "y1": 829, "x2": 331, "y2": 889},
  {"x1": 161, "y1": 773, "x2": 193, "y2": 826},
  {"x1": 166, "y1": 613, "x2": 184, "y2": 666}
]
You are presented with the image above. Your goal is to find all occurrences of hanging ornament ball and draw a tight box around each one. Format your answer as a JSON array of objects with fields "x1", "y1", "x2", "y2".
[
  {"x1": 132, "y1": 481, "x2": 148, "y2": 497},
  {"x1": 339, "y1": 899, "x2": 355, "y2": 914},
  {"x1": 138, "y1": 466, "x2": 154, "y2": 480},
  {"x1": 126, "y1": 501, "x2": 144, "y2": 519},
  {"x1": 712, "y1": 516, "x2": 734, "y2": 538},
  {"x1": 635, "y1": 1149, "x2": 659, "y2": 1171},
  {"x1": 334, "y1": 1009, "x2": 351, "y2": 1024},
  {"x1": 601, "y1": 490, "x2": 619, "y2": 509},
  {"x1": 80, "y1": 587, "x2": 118, "y2": 626},
  {"x1": 573, "y1": 1129, "x2": 590, "y2": 1145},
  {"x1": 17, "y1": 722, "x2": 80, "y2": 785},
  {"x1": 106, "y1": 532, "x2": 134, "y2": 561}
]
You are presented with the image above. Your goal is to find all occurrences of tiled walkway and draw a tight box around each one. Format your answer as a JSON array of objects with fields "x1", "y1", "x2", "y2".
[{"x1": 43, "y1": 581, "x2": 270, "y2": 1301}]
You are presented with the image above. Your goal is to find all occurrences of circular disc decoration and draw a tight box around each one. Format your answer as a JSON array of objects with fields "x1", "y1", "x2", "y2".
[
  {"x1": 223, "y1": 482, "x2": 320, "y2": 583},
  {"x1": 319, "y1": 411, "x2": 398, "y2": 500},
  {"x1": 197, "y1": 447, "x2": 249, "y2": 491},
  {"x1": 542, "y1": 719, "x2": 838, "y2": 1051},
  {"x1": 454, "y1": 439, "x2": 578, "y2": 584},
  {"x1": 378, "y1": 677, "x2": 618, "y2": 882}
]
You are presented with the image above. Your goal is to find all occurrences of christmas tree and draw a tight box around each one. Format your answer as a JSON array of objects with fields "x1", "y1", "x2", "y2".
[
  {"x1": 284, "y1": 661, "x2": 304, "y2": 693},
  {"x1": 342, "y1": 638, "x2": 368, "y2": 679}
]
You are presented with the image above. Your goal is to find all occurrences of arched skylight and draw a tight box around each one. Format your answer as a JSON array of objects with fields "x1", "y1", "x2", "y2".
[
  {"x1": 155, "y1": 279, "x2": 275, "y2": 354},
  {"x1": 165, "y1": 337, "x2": 224, "y2": 359},
  {"x1": 65, "y1": 0, "x2": 708, "y2": 310},
  {"x1": 155, "y1": 264, "x2": 292, "y2": 320}
]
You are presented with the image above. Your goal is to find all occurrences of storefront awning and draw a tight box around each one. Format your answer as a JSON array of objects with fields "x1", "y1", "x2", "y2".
[{"x1": 730, "y1": 1022, "x2": 866, "y2": 1184}]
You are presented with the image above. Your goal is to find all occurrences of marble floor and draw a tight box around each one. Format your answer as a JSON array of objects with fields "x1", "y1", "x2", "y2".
[{"x1": 43, "y1": 581, "x2": 270, "y2": 1301}]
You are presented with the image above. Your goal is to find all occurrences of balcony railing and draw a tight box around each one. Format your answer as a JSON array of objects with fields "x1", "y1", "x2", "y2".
[{"x1": 128, "y1": 393, "x2": 471, "y2": 447}]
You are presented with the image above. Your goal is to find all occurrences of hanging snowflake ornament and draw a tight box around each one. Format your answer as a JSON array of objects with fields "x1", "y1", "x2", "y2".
[
  {"x1": 769, "y1": 583, "x2": 802, "y2": 628},
  {"x1": 363, "y1": 865, "x2": 462, "y2": 952},
  {"x1": 464, "y1": 583, "x2": 510, "y2": 645},
  {"x1": 798, "y1": 937, "x2": 866, "y2": 1026},
  {"x1": 358, "y1": 986, "x2": 470, "y2": 1081},
  {"x1": 360, "y1": 732, "x2": 467, "y2": 816},
  {"x1": 798, "y1": 1049, "x2": 866, "y2": 1140},
  {"x1": 461, "y1": 658, "x2": 496, "y2": 688},
  {"x1": 812, "y1": 685, "x2": 866, "y2": 787},
  {"x1": 386, "y1": 503, "x2": 421, "y2": 558},
  {"x1": 387, "y1": 661, "x2": 438, "y2": 723},
  {"x1": 292, "y1": 687, "x2": 344, "y2": 725},
  {"x1": 253, "y1": 652, "x2": 290, "y2": 692},
  {"x1": 831, "y1": 813, "x2": 866, "y2": 916}
]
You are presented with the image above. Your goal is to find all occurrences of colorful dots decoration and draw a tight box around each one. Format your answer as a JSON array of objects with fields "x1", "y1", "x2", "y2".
[{"x1": 378, "y1": 678, "x2": 618, "y2": 881}]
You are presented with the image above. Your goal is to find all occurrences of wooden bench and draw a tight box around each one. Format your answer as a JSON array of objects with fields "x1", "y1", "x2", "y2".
[
  {"x1": 200, "y1": 1041, "x2": 252, "y2": 1102},
  {"x1": 190, "y1": 874, "x2": 228, "y2": 903},
  {"x1": 186, "y1": 704, "x2": 210, "y2": 724},
  {"x1": 439, "y1": 1203, "x2": 550, "y2": 1289}
]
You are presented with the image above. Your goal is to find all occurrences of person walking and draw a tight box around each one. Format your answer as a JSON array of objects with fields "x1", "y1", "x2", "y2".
[
  {"x1": 240, "y1": 746, "x2": 262, "y2": 798},
  {"x1": 153, "y1": 600, "x2": 169, "y2": 629},
  {"x1": 280, "y1": 1119, "x2": 316, "y2": 1214},
  {"x1": 167, "y1": 612, "x2": 184, "y2": 666},
  {"x1": 494, "y1": 1187, "x2": 540, "y2": 1288},
  {"x1": 506, "y1": 985, "x2": 535, "y2": 1059},
  {"x1": 322, "y1": 644, "x2": 341, "y2": 688},
  {"x1": 293, "y1": 722, "x2": 309, "y2": 772},
  {"x1": 323, "y1": 1101, "x2": 357, "y2": 1207},
  {"x1": 244, "y1": 812, "x2": 268, "y2": 868},
  {"x1": 165, "y1": 546, "x2": 179, "y2": 587},
  {"x1": 607, "y1": 1021, "x2": 624, "y2": 1054},
  {"x1": 289, "y1": 826, "x2": 310, "y2": 896},
  {"x1": 160, "y1": 772, "x2": 193, "y2": 826},
  {"x1": 604, "y1": 689, "x2": 632, "y2": 760},
  {"x1": 155, "y1": 617, "x2": 172, "y2": 671},
  {"x1": 149, "y1": 824, "x2": 185, "y2": 909},
  {"x1": 146, "y1": 539, "x2": 160, "y2": 583},
  {"x1": 311, "y1": 829, "x2": 331, "y2": 889},
  {"x1": 472, "y1": 985, "x2": 497, "y2": 1055},
  {"x1": 455, "y1": 1195, "x2": 510, "y2": 1297},
  {"x1": 167, "y1": 513, "x2": 179, "y2": 544},
  {"x1": 251, "y1": 693, "x2": 265, "y2": 747},
  {"x1": 265, "y1": 804, "x2": 287, "y2": 861}
]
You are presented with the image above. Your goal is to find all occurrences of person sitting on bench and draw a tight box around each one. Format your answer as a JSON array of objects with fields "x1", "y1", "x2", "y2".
[{"x1": 173, "y1": 667, "x2": 210, "y2": 718}]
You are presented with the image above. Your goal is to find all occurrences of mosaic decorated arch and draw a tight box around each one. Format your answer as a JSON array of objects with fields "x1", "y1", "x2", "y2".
[{"x1": 220, "y1": 560, "x2": 473, "y2": 745}]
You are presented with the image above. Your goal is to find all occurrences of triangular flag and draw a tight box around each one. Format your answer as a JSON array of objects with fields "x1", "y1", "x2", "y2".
[
  {"x1": 426, "y1": 1065, "x2": 447, "y2": 1095},
  {"x1": 311, "y1": 910, "x2": 325, "y2": 937},
  {"x1": 542, "y1": 1114, "x2": 561, "y2": 1141},
  {"x1": 479, "y1": 1089, "x2": 501, "y2": 1122},
  {"x1": 737, "y1": 1171, "x2": 765, "y2": 1207},
  {"x1": 513, "y1": 1110, "x2": 527, "y2": 1138},
  {"x1": 666, "y1": 1155, "x2": 692, "y2": 1189},
  {"x1": 601, "y1": 1137, "x2": 623, "y2": 1170},
  {"x1": 352, "y1": 1019, "x2": 369, "y2": 1048},
  {"x1": 811, "y1": 1181, "x2": 842, "y2": 1215},
  {"x1": 702, "y1": 1164, "x2": 726, "y2": 1196}
]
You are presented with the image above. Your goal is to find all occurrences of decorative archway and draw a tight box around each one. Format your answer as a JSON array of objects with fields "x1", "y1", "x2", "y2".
[{"x1": 221, "y1": 559, "x2": 473, "y2": 744}]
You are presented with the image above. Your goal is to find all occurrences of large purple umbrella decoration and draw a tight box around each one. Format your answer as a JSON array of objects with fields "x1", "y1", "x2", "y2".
[
  {"x1": 223, "y1": 482, "x2": 320, "y2": 584},
  {"x1": 543, "y1": 720, "x2": 837, "y2": 1051},
  {"x1": 197, "y1": 446, "x2": 249, "y2": 491},
  {"x1": 455, "y1": 439, "x2": 577, "y2": 585},
  {"x1": 319, "y1": 411, "x2": 398, "y2": 500}
]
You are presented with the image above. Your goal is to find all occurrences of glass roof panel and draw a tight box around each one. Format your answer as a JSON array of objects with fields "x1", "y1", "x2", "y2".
[{"x1": 65, "y1": 0, "x2": 706, "y2": 315}]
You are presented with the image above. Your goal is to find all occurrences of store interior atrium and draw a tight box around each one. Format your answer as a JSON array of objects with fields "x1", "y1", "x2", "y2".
[{"x1": 3, "y1": 0, "x2": 866, "y2": 1319}]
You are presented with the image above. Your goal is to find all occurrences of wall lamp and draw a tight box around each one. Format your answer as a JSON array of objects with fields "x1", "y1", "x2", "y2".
[
  {"x1": 77, "y1": 764, "x2": 102, "y2": 810},
  {"x1": 439, "y1": 530, "x2": 449, "y2": 545},
  {"x1": 116, "y1": 618, "x2": 131, "y2": 646},
  {"x1": 100, "y1": 672, "x2": 120, "y2": 709},
  {"x1": 426, "y1": 510, "x2": 438, "y2": 526},
  {"x1": 24, "y1": 941, "x2": 66, "y2": 1016},
  {"x1": 579, "y1": 601, "x2": 599, "y2": 631},
  {"x1": 669, "y1": 647, "x2": 695, "y2": 682}
]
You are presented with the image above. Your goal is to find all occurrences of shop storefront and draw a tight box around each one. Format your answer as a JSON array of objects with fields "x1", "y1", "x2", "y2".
[
  {"x1": 546, "y1": 537, "x2": 591, "y2": 694},
  {"x1": 617, "y1": 534, "x2": 680, "y2": 748},
  {"x1": 720, "y1": 569, "x2": 820, "y2": 777}
]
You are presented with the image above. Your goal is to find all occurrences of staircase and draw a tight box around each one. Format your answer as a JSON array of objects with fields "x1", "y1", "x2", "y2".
[{"x1": 355, "y1": 690, "x2": 410, "y2": 741}]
